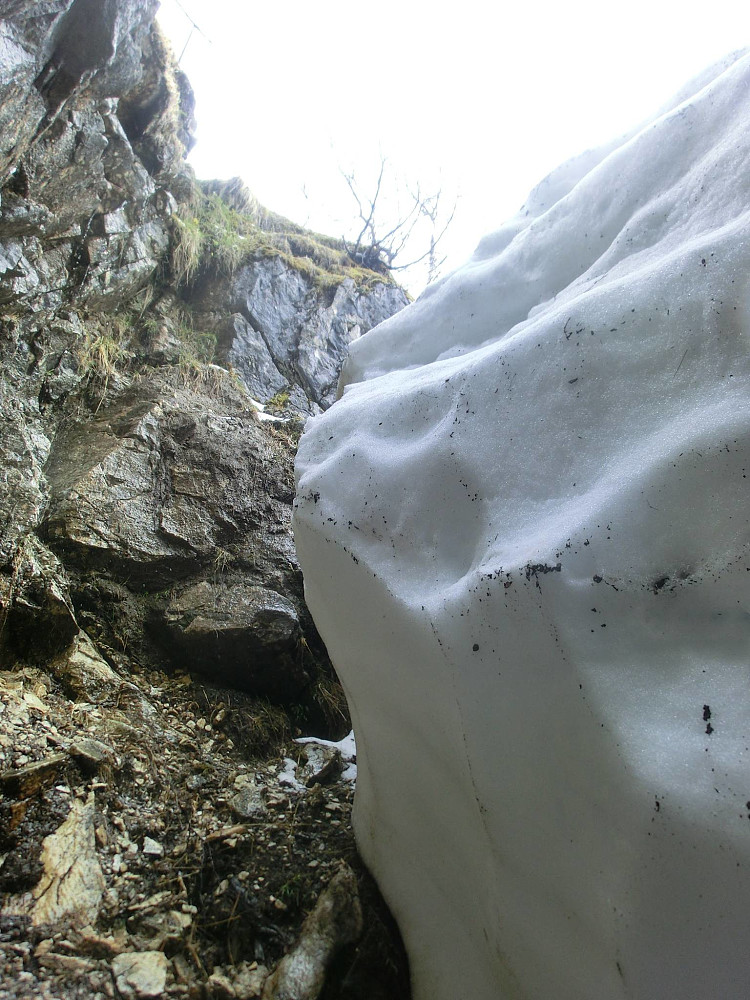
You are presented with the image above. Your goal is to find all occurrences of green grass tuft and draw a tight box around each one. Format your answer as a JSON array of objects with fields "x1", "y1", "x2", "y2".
[{"x1": 171, "y1": 184, "x2": 397, "y2": 292}]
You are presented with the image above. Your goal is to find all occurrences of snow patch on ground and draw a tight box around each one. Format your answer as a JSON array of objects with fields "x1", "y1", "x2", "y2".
[
  {"x1": 277, "y1": 757, "x2": 307, "y2": 792},
  {"x1": 297, "y1": 731, "x2": 357, "y2": 782}
]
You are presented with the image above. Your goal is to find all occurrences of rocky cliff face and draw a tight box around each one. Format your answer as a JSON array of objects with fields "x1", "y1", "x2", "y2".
[
  {"x1": 0, "y1": 0, "x2": 407, "y2": 719},
  {"x1": 0, "y1": 3, "x2": 412, "y2": 997}
]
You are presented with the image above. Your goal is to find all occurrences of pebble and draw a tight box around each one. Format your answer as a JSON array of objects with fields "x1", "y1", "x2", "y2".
[
  {"x1": 111, "y1": 951, "x2": 170, "y2": 998},
  {"x1": 142, "y1": 837, "x2": 164, "y2": 856}
]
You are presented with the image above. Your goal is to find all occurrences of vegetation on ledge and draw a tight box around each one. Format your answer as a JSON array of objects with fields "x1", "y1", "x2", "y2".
[{"x1": 172, "y1": 178, "x2": 400, "y2": 294}]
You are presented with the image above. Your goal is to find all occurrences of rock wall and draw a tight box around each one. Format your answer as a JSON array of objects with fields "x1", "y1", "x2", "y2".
[
  {"x1": 0, "y1": 5, "x2": 414, "y2": 997},
  {"x1": 294, "y1": 51, "x2": 750, "y2": 999},
  {"x1": 194, "y1": 254, "x2": 408, "y2": 413},
  {"x1": 0, "y1": 0, "x2": 407, "y2": 723}
]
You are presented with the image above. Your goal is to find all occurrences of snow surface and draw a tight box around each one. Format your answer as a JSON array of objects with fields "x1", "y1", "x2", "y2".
[
  {"x1": 296, "y1": 730, "x2": 358, "y2": 781},
  {"x1": 294, "y1": 50, "x2": 750, "y2": 1000}
]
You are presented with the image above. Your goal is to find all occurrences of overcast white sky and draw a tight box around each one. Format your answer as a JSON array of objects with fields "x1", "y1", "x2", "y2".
[{"x1": 156, "y1": 0, "x2": 748, "y2": 291}]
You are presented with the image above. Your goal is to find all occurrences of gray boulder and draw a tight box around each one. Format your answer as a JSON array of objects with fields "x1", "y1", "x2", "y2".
[
  {"x1": 36, "y1": 368, "x2": 320, "y2": 698},
  {"x1": 161, "y1": 581, "x2": 306, "y2": 699}
]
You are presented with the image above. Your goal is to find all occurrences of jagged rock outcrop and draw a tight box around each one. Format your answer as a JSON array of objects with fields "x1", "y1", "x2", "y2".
[
  {"x1": 0, "y1": 0, "x2": 192, "y2": 314},
  {"x1": 194, "y1": 254, "x2": 409, "y2": 411},
  {"x1": 37, "y1": 367, "x2": 313, "y2": 699},
  {"x1": 177, "y1": 175, "x2": 410, "y2": 413},
  {"x1": 0, "y1": 0, "x2": 406, "y2": 713},
  {"x1": 0, "y1": 0, "x2": 194, "y2": 680}
]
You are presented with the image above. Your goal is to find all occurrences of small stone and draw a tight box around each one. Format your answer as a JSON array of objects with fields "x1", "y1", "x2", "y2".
[
  {"x1": 22, "y1": 691, "x2": 47, "y2": 714},
  {"x1": 111, "y1": 951, "x2": 170, "y2": 998},
  {"x1": 6, "y1": 792, "x2": 106, "y2": 927},
  {"x1": 36, "y1": 952, "x2": 97, "y2": 975},
  {"x1": 208, "y1": 960, "x2": 268, "y2": 999},
  {"x1": 0, "y1": 753, "x2": 67, "y2": 798},
  {"x1": 142, "y1": 837, "x2": 163, "y2": 856},
  {"x1": 265, "y1": 791, "x2": 289, "y2": 809},
  {"x1": 305, "y1": 749, "x2": 343, "y2": 788},
  {"x1": 68, "y1": 737, "x2": 112, "y2": 766},
  {"x1": 172, "y1": 953, "x2": 192, "y2": 983},
  {"x1": 49, "y1": 634, "x2": 123, "y2": 701},
  {"x1": 229, "y1": 779, "x2": 268, "y2": 819},
  {"x1": 77, "y1": 924, "x2": 127, "y2": 958}
]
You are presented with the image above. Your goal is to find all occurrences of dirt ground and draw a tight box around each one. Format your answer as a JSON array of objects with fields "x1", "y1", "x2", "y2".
[{"x1": 0, "y1": 661, "x2": 411, "y2": 999}]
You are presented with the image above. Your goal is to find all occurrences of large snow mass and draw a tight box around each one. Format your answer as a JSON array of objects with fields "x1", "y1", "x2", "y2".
[{"x1": 294, "y1": 51, "x2": 750, "y2": 1000}]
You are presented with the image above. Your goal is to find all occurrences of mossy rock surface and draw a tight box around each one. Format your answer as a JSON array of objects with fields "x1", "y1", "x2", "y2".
[{"x1": 173, "y1": 179, "x2": 400, "y2": 293}]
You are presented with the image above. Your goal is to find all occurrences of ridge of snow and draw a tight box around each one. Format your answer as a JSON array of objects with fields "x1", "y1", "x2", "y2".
[{"x1": 294, "y1": 51, "x2": 750, "y2": 1000}]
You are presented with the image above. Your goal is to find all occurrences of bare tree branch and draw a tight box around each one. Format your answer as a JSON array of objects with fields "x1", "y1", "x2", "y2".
[{"x1": 339, "y1": 156, "x2": 457, "y2": 283}]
